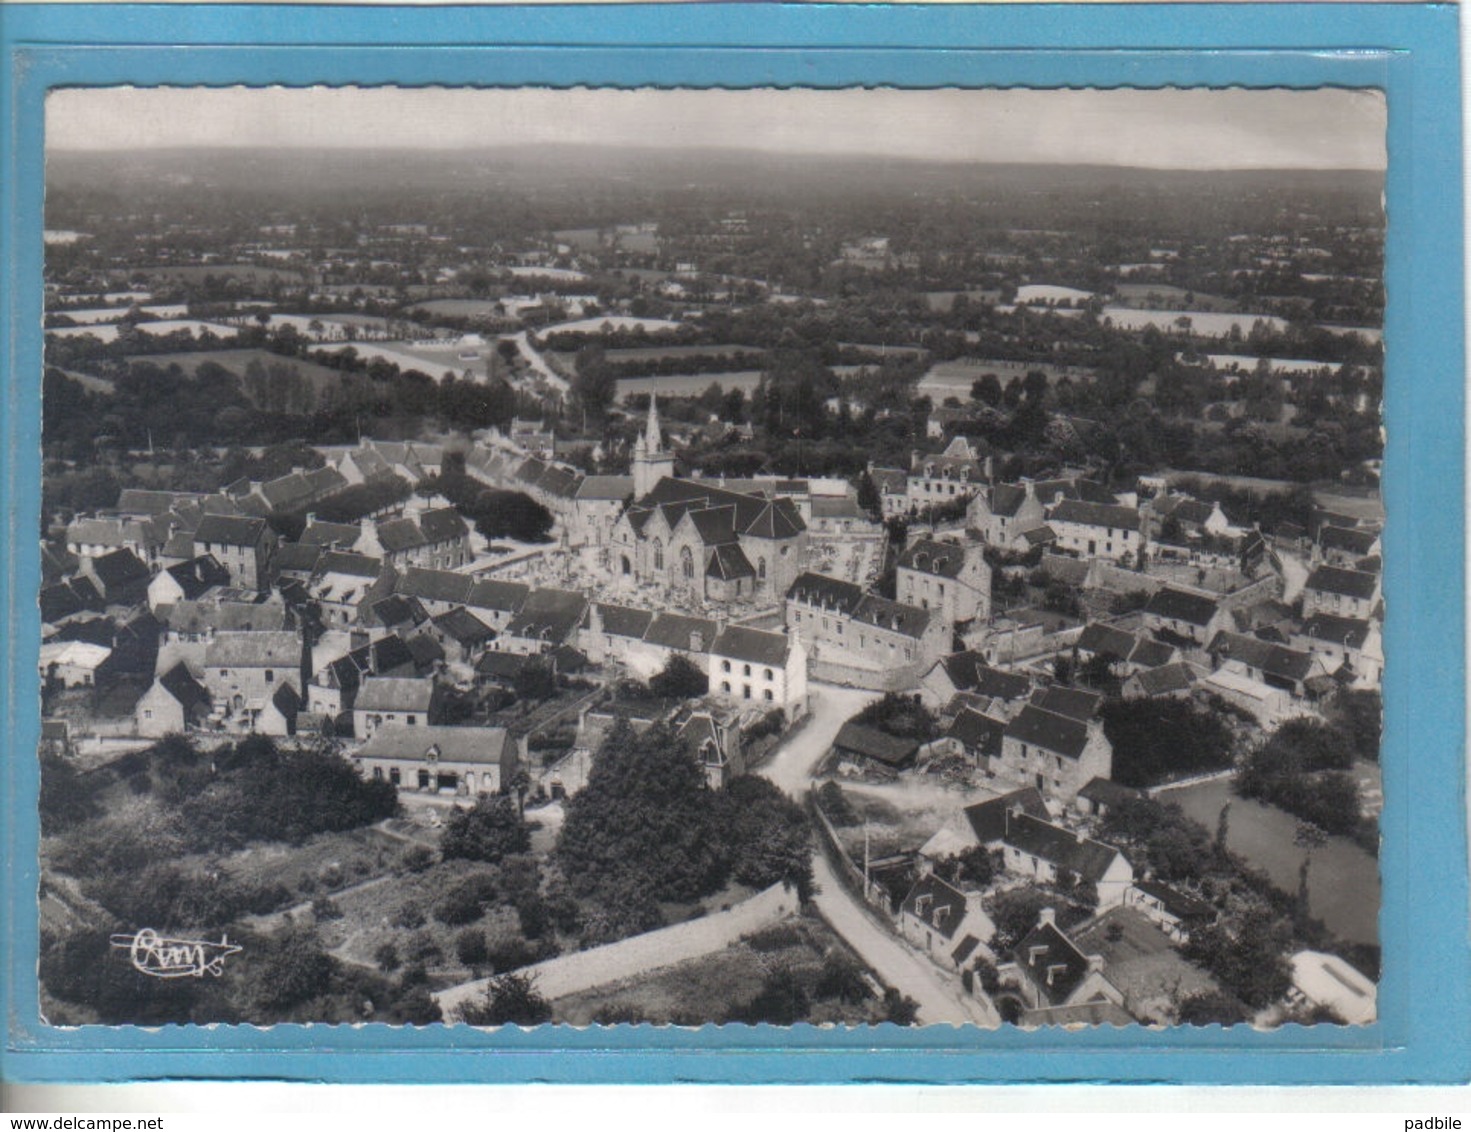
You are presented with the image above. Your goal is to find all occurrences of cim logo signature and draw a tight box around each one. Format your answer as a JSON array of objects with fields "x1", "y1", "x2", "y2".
[{"x1": 110, "y1": 929, "x2": 242, "y2": 978}]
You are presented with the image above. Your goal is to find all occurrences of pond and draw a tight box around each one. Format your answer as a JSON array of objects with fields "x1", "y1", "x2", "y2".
[{"x1": 1160, "y1": 775, "x2": 1380, "y2": 946}]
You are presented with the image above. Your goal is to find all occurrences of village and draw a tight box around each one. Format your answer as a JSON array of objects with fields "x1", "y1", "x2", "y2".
[{"x1": 37, "y1": 139, "x2": 1385, "y2": 1030}]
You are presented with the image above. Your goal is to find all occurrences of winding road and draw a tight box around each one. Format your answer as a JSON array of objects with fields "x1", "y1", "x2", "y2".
[{"x1": 759, "y1": 684, "x2": 999, "y2": 1027}]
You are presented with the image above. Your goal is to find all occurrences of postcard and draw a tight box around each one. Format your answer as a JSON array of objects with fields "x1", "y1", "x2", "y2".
[{"x1": 3, "y1": 3, "x2": 1467, "y2": 1088}]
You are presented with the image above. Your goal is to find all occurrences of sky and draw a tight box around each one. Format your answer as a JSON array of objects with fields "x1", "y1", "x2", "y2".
[{"x1": 46, "y1": 86, "x2": 1387, "y2": 170}]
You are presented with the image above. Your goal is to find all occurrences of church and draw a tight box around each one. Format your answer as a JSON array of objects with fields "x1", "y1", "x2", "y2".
[{"x1": 611, "y1": 399, "x2": 809, "y2": 604}]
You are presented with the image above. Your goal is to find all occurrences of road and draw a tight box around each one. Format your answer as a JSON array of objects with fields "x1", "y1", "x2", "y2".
[
  {"x1": 505, "y1": 331, "x2": 570, "y2": 395},
  {"x1": 759, "y1": 683, "x2": 999, "y2": 1027},
  {"x1": 1276, "y1": 547, "x2": 1309, "y2": 603}
]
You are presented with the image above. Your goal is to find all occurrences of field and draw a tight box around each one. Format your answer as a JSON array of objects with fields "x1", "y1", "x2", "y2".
[
  {"x1": 409, "y1": 299, "x2": 505, "y2": 320},
  {"x1": 48, "y1": 320, "x2": 241, "y2": 344},
  {"x1": 127, "y1": 348, "x2": 350, "y2": 399},
  {"x1": 135, "y1": 263, "x2": 309, "y2": 286},
  {"x1": 1113, "y1": 282, "x2": 1237, "y2": 311},
  {"x1": 312, "y1": 340, "x2": 491, "y2": 381},
  {"x1": 615, "y1": 371, "x2": 763, "y2": 402},
  {"x1": 1015, "y1": 284, "x2": 1094, "y2": 305},
  {"x1": 1100, "y1": 307, "x2": 1291, "y2": 337},
  {"x1": 1203, "y1": 354, "x2": 1344, "y2": 375},
  {"x1": 604, "y1": 343, "x2": 766, "y2": 364},
  {"x1": 552, "y1": 911, "x2": 887, "y2": 1025}
]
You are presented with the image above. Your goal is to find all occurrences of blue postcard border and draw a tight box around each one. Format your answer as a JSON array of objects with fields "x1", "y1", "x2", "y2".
[{"x1": 1, "y1": 2, "x2": 1465, "y2": 1086}]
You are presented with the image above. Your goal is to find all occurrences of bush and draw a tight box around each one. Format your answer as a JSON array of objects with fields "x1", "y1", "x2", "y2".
[
  {"x1": 311, "y1": 896, "x2": 342, "y2": 921},
  {"x1": 730, "y1": 969, "x2": 810, "y2": 1025},
  {"x1": 433, "y1": 873, "x2": 499, "y2": 926},
  {"x1": 882, "y1": 987, "x2": 920, "y2": 1026},
  {"x1": 455, "y1": 928, "x2": 489, "y2": 967},
  {"x1": 403, "y1": 930, "x2": 442, "y2": 967},
  {"x1": 486, "y1": 936, "x2": 541, "y2": 973},
  {"x1": 441, "y1": 797, "x2": 530, "y2": 864},
  {"x1": 816, "y1": 781, "x2": 859, "y2": 826},
  {"x1": 392, "y1": 902, "x2": 426, "y2": 929},
  {"x1": 814, "y1": 952, "x2": 872, "y2": 1004},
  {"x1": 455, "y1": 972, "x2": 552, "y2": 1026},
  {"x1": 400, "y1": 844, "x2": 435, "y2": 873},
  {"x1": 374, "y1": 942, "x2": 401, "y2": 972},
  {"x1": 648, "y1": 654, "x2": 710, "y2": 700},
  {"x1": 744, "y1": 922, "x2": 804, "y2": 953}
]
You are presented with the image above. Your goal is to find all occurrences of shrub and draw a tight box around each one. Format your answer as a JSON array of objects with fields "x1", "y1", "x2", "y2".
[
  {"x1": 455, "y1": 928, "x2": 489, "y2": 967},
  {"x1": 486, "y1": 936, "x2": 540, "y2": 973},
  {"x1": 392, "y1": 902, "x2": 426, "y2": 930},
  {"x1": 441, "y1": 797, "x2": 530, "y2": 864},
  {"x1": 311, "y1": 895, "x2": 342, "y2": 921},
  {"x1": 744, "y1": 922, "x2": 804, "y2": 953},
  {"x1": 455, "y1": 972, "x2": 552, "y2": 1026},
  {"x1": 432, "y1": 873, "x2": 499, "y2": 926},
  {"x1": 400, "y1": 844, "x2": 435, "y2": 873},
  {"x1": 814, "y1": 952, "x2": 872, "y2": 1004},
  {"x1": 374, "y1": 942, "x2": 401, "y2": 973},
  {"x1": 816, "y1": 781, "x2": 859, "y2": 826},
  {"x1": 403, "y1": 930, "x2": 442, "y2": 967}
]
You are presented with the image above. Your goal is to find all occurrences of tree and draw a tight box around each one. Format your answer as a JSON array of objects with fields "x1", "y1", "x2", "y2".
[
  {"x1": 856, "y1": 470, "x2": 882, "y2": 519},
  {"x1": 456, "y1": 972, "x2": 552, "y2": 1026},
  {"x1": 1100, "y1": 699, "x2": 1236, "y2": 788},
  {"x1": 556, "y1": 721, "x2": 729, "y2": 905},
  {"x1": 1294, "y1": 820, "x2": 1329, "y2": 930},
  {"x1": 648, "y1": 654, "x2": 710, "y2": 700},
  {"x1": 39, "y1": 751, "x2": 98, "y2": 836},
  {"x1": 719, "y1": 776, "x2": 814, "y2": 900},
  {"x1": 440, "y1": 796, "x2": 530, "y2": 864},
  {"x1": 814, "y1": 952, "x2": 872, "y2": 1004},
  {"x1": 1177, "y1": 990, "x2": 1248, "y2": 1027},
  {"x1": 512, "y1": 657, "x2": 557, "y2": 702}
]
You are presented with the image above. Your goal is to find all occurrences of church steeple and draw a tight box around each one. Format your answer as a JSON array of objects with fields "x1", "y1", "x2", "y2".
[
  {"x1": 633, "y1": 393, "x2": 674, "y2": 498},
  {"x1": 645, "y1": 394, "x2": 664, "y2": 455}
]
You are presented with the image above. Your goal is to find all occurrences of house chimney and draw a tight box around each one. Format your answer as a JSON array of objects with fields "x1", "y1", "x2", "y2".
[
  {"x1": 1038, "y1": 906, "x2": 1057, "y2": 928},
  {"x1": 1086, "y1": 954, "x2": 1105, "y2": 973},
  {"x1": 305, "y1": 513, "x2": 317, "y2": 526},
  {"x1": 689, "y1": 629, "x2": 704, "y2": 653}
]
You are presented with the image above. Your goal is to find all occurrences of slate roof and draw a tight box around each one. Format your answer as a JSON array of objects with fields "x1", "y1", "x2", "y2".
[
  {"x1": 90, "y1": 548, "x2": 150, "y2": 590},
  {"x1": 368, "y1": 594, "x2": 430, "y2": 629},
  {"x1": 1004, "y1": 705, "x2": 1092, "y2": 759},
  {"x1": 1037, "y1": 552, "x2": 1092, "y2": 587},
  {"x1": 317, "y1": 551, "x2": 383, "y2": 579},
  {"x1": 586, "y1": 602, "x2": 655, "y2": 640},
  {"x1": 711, "y1": 625, "x2": 790, "y2": 667},
  {"x1": 162, "y1": 555, "x2": 232, "y2": 601},
  {"x1": 988, "y1": 483, "x2": 1029, "y2": 518},
  {"x1": 832, "y1": 721, "x2": 920, "y2": 767},
  {"x1": 900, "y1": 874, "x2": 971, "y2": 941},
  {"x1": 467, "y1": 578, "x2": 530, "y2": 615},
  {"x1": 576, "y1": 475, "x2": 635, "y2": 502},
  {"x1": 300, "y1": 520, "x2": 362, "y2": 548},
  {"x1": 118, "y1": 488, "x2": 196, "y2": 517},
  {"x1": 475, "y1": 650, "x2": 530, "y2": 681},
  {"x1": 1296, "y1": 614, "x2": 1373, "y2": 649},
  {"x1": 398, "y1": 567, "x2": 473, "y2": 605},
  {"x1": 1049, "y1": 499, "x2": 1141, "y2": 531},
  {"x1": 786, "y1": 572, "x2": 865, "y2": 614},
  {"x1": 644, "y1": 612, "x2": 720, "y2": 653},
  {"x1": 203, "y1": 630, "x2": 302, "y2": 669},
  {"x1": 1004, "y1": 812, "x2": 1124, "y2": 883},
  {"x1": 1144, "y1": 587, "x2": 1220, "y2": 627},
  {"x1": 1077, "y1": 777, "x2": 1141, "y2": 811},
  {"x1": 503, "y1": 588, "x2": 587, "y2": 644},
  {"x1": 1208, "y1": 631, "x2": 1318, "y2": 683},
  {"x1": 1319, "y1": 525, "x2": 1378, "y2": 555},
  {"x1": 274, "y1": 543, "x2": 323, "y2": 574},
  {"x1": 418, "y1": 507, "x2": 469, "y2": 543},
  {"x1": 357, "y1": 723, "x2": 513, "y2": 768},
  {"x1": 852, "y1": 594, "x2": 931, "y2": 639},
  {"x1": 688, "y1": 505, "x2": 740, "y2": 546},
  {"x1": 1127, "y1": 638, "x2": 1176, "y2": 669},
  {"x1": 707, "y1": 543, "x2": 756, "y2": 581},
  {"x1": 898, "y1": 538, "x2": 971, "y2": 578},
  {"x1": 1031, "y1": 685, "x2": 1103, "y2": 722},
  {"x1": 938, "y1": 652, "x2": 1032, "y2": 700},
  {"x1": 260, "y1": 472, "x2": 315, "y2": 512},
  {"x1": 1127, "y1": 662, "x2": 1196, "y2": 696},
  {"x1": 1306, "y1": 565, "x2": 1380, "y2": 601},
  {"x1": 964, "y1": 787, "x2": 1050, "y2": 845},
  {"x1": 432, "y1": 607, "x2": 495, "y2": 645},
  {"x1": 1132, "y1": 879, "x2": 1214, "y2": 922},
  {"x1": 376, "y1": 517, "x2": 428, "y2": 553},
  {"x1": 948, "y1": 707, "x2": 1007, "y2": 759},
  {"x1": 355, "y1": 676, "x2": 435, "y2": 713},
  {"x1": 194, "y1": 513, "x2": 268, "y2": 547},
  {"x1": 166, "y1": 600, "x2": 291, "y2": 636},
  {"x1": 157, "y1": 662, "x2": 212, "y2": 712},
  {"x1": 1015, "y1": 920, "x2": 1093, "y2": 1008},
  {"x1": 1077, "y1": 623, "x2": 1137, "y2": 659}
]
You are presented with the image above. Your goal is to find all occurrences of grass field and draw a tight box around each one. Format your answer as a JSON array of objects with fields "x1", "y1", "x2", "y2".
[{"x1": 126, "y1": 347, "x2": 350, "y2": 402}]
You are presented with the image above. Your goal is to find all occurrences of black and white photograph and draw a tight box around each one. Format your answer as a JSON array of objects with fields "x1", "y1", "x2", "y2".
[{"x1": 37, "y1": 85, "x2": 1386, "y2": 1031}]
